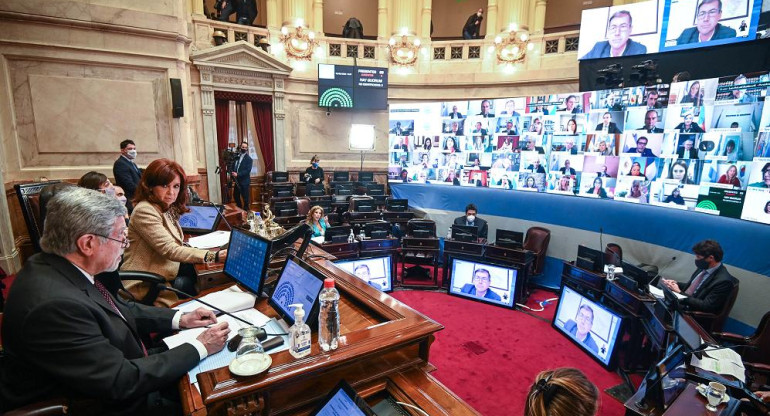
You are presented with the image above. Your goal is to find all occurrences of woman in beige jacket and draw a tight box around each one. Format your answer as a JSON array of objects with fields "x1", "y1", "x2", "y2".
[{"x1": 121, "y1": 159, "x2": 227, "y2": 307}]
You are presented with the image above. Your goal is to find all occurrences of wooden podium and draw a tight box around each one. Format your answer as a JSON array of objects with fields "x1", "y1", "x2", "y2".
[{"x1": 182, "y1": 244, "x2": 479, "y2": 416}]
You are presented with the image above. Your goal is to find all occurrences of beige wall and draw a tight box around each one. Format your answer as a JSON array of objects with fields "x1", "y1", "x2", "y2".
[
  {"x1": 545, "y1": 0, "x2": 612, "y2": 31},
  {"x1": 322, "y1": 0, "x2": 378, "y2": 37},
  {"x1": 431, "y1": 0, "x2": 487, "y2": 39}
]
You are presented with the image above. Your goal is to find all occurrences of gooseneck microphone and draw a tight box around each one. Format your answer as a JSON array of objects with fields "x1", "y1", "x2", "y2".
[{"x1": 656, "y1": 256, "x2": 678, "y2": 278}]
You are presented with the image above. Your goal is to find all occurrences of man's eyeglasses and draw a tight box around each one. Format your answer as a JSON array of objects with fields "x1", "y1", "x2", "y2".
[
  {"x1": 697, "y1": 9, "x2": 719, "y2": 19},
  {"x1": 95, "y1": 234, "x2": 130, "y2": 249},
  {"x1": 473, "y1": 275, "x2": 490, "y2": 282},
  {"x1": 608, "y1": 24, "x2": 630, "y2": 33}
]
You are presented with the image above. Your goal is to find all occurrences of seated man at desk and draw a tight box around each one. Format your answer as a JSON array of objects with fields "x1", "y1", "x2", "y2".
[
  {"x1": 564, "y1": 305, "x2": 599, "y2": 354},
  {"x1": 461, "y1": 269, "x2": 501, "y2": 301},
  {"x1": 661, "y1": 239, "x2": 737, "y2": 313},
  {"x1": 0, "y1": 187, "x2": 230, "y2": 414},
  {"x1": 453, "y1": 203, "x2": 489, "y2": 240}
]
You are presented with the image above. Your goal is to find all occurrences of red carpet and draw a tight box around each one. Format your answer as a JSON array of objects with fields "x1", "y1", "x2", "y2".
[{"x1": 391, "y1": 289, "x2": 629, "y2": 416}]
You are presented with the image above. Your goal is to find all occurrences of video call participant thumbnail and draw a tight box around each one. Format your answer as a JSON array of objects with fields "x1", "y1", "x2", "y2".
[
  {"x1": 563, "y1": 305, "x2": 599, "y2": 354},
  {"x1": 676, "y1": 0, "x2": 736, "y2": 45},
  {"x1": 460, "y1": 268, "x2": 502, "y2": 301},
  {"x1": 582, "y1": 10, "x2": 647, "y2": 59}
]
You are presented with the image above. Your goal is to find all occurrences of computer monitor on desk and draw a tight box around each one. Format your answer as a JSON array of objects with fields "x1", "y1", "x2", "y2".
[
  {"x1": 180, "y1": 204, "x2": 223, "y2": 234},
  {"x1": 325, "y1": 225, "x2": 351, "y2": 243},
  {"x1": 620, "y1": 261, "x2": 653, "y2": 294},
  {"x1": 352, "y1": 199, "x2": 375, "y2": 212},
  {"x1": 273, "y1": 201, "x2": 298, "y2": 217},
  {"x1": 306, "y1": 183, "x2": 325, "y2": 197},
  {"x1": 223, "y1": 228, "x2": 272, "y2": 296},
  {"x1": 357, "y1": 171, "x2": 374, "y2": 182},
  {"x1": 271, "y1": 171, "x2": 289, "y2": 183},
  {"x1": 451, "y1": 224, "x2": 478, "y2": 242},
  {"x1": 366, "y1": 184, "x2": 385, "y2": 196},
  {"x1": 364, "y1": 221, "x2": 390, "y2": 239},
  {"x1": 577, "y1": 245, "x2": 604, "y2": 273},
  {"x1": 273, "y1": 184, "x2": 294, "y2": 198},
  {"x1": 333, "y1": 171, "x2": 350, "y2": 182},
  {"x1": 269, "y1": 255, "x2": 325, "y2": 326},
  {"x1": 386, "y1": 198, "x2": 408, "y2": 212},
  {"x1": 495, "y1": 229, "x2": 523, "y2": 249}
]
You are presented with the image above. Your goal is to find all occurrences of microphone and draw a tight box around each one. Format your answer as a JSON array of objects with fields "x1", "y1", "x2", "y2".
[
  {"x1": 159, "y1": 286, "x2": 268, "y2": 340},
  {"x1": 198, "y1": 199, "x2": 232, "y2": 231},
  {"x1": 656, "y1": 256, "x2": 678, "y2": 279}
]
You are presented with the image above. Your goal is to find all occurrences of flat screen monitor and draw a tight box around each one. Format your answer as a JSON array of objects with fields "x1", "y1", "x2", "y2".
[
  {"x1": 271, "y1": 171, "x2": 289, "y2": 183},
  {"x1": 495, "y1": 229, "x2": 523, "y2": 249},
  {"x1": 179, "y1": 204, "x2": 223, "y2": 234},
  {"x1": 386, "y1": 198, "x2": 408, "y2": 212},
  {"x1": 223, "y1": 228, "x2": 272, "y2": 296},
  {"x1": 365, "y1": 184, "x2": 385, "y2": 195},
  {"x1": 408, "y1": 222, "x2": 434, "y2": 238},
  {"x1": 317, "y1": 64, "x2": 388, "y2": 110},
  {"x1": 274, "y1": 201, "x2": 298, "y2": 217},
  {"x1": 273, "y1": 184, "x2": 294, "y2": 198},
  {"x1": 621, "y1": 261, "x2": 652, "y2": 292},
  {"x1": 352, "y1": 199, "x2": 375, "y2": 212},
  {"x1": 325, "y1": 225, "x2": 351, "y2": 243},
  {"x1": 306, "y1": 184, "x2": 326, "y2": 197},
  {"x1": 448, "y1": 258, "x2": 517, "y2": 308},
  {"x1": 552, "y1": 285, "x2": 624, "y2": 369},
  {"x1": 577, "y1": 245, "x2": 604, "y2": 273},
  {"x1": 673, "y1": 311, "x2": 703, "y2": 352},
  {"x1": 333, "y1": 255, "x2": 393, "y2": 292},
  {"x1": 357, "y1": 171, "x2": 374, "y2": 182},
  {"x1": 269, "y1": 255, "x2": 326, "y2": 326},
  {"x1": 309, "y1": 380, "x2": 376, "y2": 416},
  {"x1": 695, "y1": 187, "x2": 746, "y2": 219},
  {"x1": 335, "y1": 187, "x2": 353, "y2": 196},
  {"x1": 364, "y1": 221, "x2": 390, "y2": 239},
  {"x1": 638, "y1": 345, "x2": 687, "y2": 411},
  {"x1": 451, "y1": 224, "x2": 478, "y2": 242},
  {"x1": 333, "y1": 171, "x2": 350, "y2": 182}
]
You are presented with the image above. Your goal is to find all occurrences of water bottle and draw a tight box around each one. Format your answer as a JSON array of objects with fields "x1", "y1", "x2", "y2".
[
  {"x1": 447, "y1": 226, "x2": 452, "y2": 240},
  {"x1": 318, "y1": 278, "x2": 340, "y2": 352},
  {"x1": 359, "y1": 228, "x2": 366, "y2": 241},
  {"x1": 347, "y1": 229, "x2": 355, "y2": 243}
]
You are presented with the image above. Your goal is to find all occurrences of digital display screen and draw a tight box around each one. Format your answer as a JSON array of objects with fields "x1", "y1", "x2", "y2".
[
  {"x1": 179, "y1": 205, "x2": 221, "y2": 233},
  {"x1": 223, "y1": 229, "x2": 270, "y2": 295},
  {"x1": 270, "y1": 257, "x2": 325, "y2": 326},
  {"x1": 448, "y1": 258, "x2": 517, "y2": 308},
  {"x1": 552, "y1": 286, "x2": 623, "y2": 368},
  {"x1": 333, "y1": 256, "x2": 392, "y2": 292},
  {"x1": 318, "y1": 64, "x2": 388, "y2": 110},
  {"x1": 695, "y1": 186, "x2": 746, "y2": 218}
]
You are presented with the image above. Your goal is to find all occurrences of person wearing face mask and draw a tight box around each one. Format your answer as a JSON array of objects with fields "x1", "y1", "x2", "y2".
[
  {"x1": 113, "y1": 139, "x2": 142, "y2": 213},
  {"x1": 661, "y1": 239, "x2": 737, "y2": 313},
  {"x1": 462, "y1": 8, "x2": 484, "y2": 40},
  {"x1": 305, "y1": 155, "x2": 325, "y2": 184},
  {"x1": 78, "y1": 171, "x2": 116, "y2": 197},
  {"x1": 230, "y1": 141, "x2": 253, "y2": 210},
  {"x1": 453, "y1": 203, "x2": 488, "y2": 240},
  {"x1": 114, "y1": 185, "x2": 131, "y2": 224}
]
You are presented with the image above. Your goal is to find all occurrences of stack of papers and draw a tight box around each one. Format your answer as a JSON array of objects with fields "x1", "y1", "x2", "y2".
[
  {"x1": 649, "y1": 286, "x2": 687, "y2": 300},
  {"x1": 690, "y1": 346, "x2": 746, "y2": 383},
  {"x1": 188, "y1": 231, "x2": 230, "y2": 249}
]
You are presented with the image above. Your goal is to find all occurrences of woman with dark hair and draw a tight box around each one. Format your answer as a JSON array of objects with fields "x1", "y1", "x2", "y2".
[
  {"x1": 121, "y1": 159, "x2": 227, "y2": 306},
  {"x1": 664, "y1": 187, "x2": 685, "y2": 205},
  {"x1": 305, "y1": 155, "x2": 324, "y2": 184},
  {"x1": 78, "y1": 171, "x2": 115, "y2": 196},
  {"x1": 444, "y1": 137, "x2": 459, "y2": 153},
  {"x1": 718, "y1": 164, "x2": 741, "y2": 187},
  {"x1": 587, "y1": 177, "x2": 607, "y2": 199},
  {"x1": 765, "y1": 200, "x2": 770, "y2": 214},
  {"x1": 566, "y1": 118, "x2": 578, "y2": 135},
  {"x1": 627, "y1": 162, "x2": 646, "y2": 180},
  {"x1": 679, "y1": 81, "x2": 703, "y2": 107},
  {"x1": 524, "y1": 175, "x2": 538, "y2": 189},
  {"x1": 525, "y1": 368, "x2": 599, "y2": 416},
  {"x1": 668, "y1": 160, "x2": 694, "y2": 184}
]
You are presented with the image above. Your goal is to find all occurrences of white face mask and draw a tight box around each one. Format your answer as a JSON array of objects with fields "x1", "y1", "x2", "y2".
[
  {"x1": 117, "y1": 196, "x2": 128, "y2": 205},
  {"x1": 126, "y1": 149, "x2": 137, "y2": 159},
  {"x1": 103, "y1": 187, "x2": 116, "y2": 197},
  {"x1": 466, "y1": 215, "x2": 476, "y2": 222}
]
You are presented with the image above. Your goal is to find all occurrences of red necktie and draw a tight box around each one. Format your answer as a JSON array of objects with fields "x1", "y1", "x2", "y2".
[
  {"x1": 93, "y1": 280, "x2": 148, "y2": 356},
  {"x1": 685, "y1": 271, "x2": 708, "y2": 296}
]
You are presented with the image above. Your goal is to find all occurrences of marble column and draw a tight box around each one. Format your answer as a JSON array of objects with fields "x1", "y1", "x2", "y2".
[
  {"x1": 0, "y1": 167, "x2": 21, "y2": 274},
  {"x1": 377, "y1": 0, "x2": 388, "y2": 40},
  {"x1": 485, "y1": 0, "x2": 498, "y2": 40},
  {"x1": 272, "y1": 77, "x2": 287, "y2": 171},
  {"x1": 391, "y1": 0, "x2": 418, "y2": 35},
  {"x1": 420, "y1": 0, "x2": 432, "y2": 40},
  {"x1": 312, "y1": 0, "x2": 324, "y2": 35},
  {"x1": 282, "y1": 0, "x2": 308, "y2": 27},
  {"x1": 199, "y1": 72, "x2": 222, "y2": 203},
  {"x1": 266, "y1": 0, "x2": 281, "y2": 29},
  {"x1": 497, "y1": 0, "x2": 529, "y2": 32},
  {"x1": 190, "y1": 0, "x2": 205, "y2": 17},
  {"x1": 533, "y1": 0, "x2": 547, "y2": 34}
]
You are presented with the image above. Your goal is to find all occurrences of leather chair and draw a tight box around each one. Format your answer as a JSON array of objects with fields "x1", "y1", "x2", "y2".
[
  {"x1": 348, "y1": 195, "x2": 374, "y2": 212},
  {"x1": 295, "y1": 197, "x2": 311, "y2": 217},
  {"x1": 689, "y1": 279, "x2": 740, "y2": 334},
  {"x1": 714, "y1": 310, "x2": 770, "y2": 390},
  {"x1": 523, "y1": 226, "x2": 551, "y2": 275},
  {"x1": 14, "y1": 181, "x2": 62, "y2": 253},
  {"x1": 96, "y1": 270, "x2": 166, "y2": 306},
  {"x1": 604, "y1": 243, "x2": 623, "y2": 266}
]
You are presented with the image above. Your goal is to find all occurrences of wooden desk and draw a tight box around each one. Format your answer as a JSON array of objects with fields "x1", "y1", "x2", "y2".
[
  {"x1": 400, "y1": 237, "x2": 440, "y2": 288},
  {"x1": 484, "y1": 244, "x2": 534, "y2": 304},
  {"x1": 442, "y1": 239, "x2": 485, "y2": 289},
  {"x1": 180, "y1": 244, "x2": 478, "y2": 416},
  {"x1": 605, "y1": 280, "x2": 656, "y2": 318},
  {"x1": 318, "y1": 241, "x2": 358, "y2": 259},
  {"x1": 625, "y1": 382, "x2": 740, "y2": 416}
]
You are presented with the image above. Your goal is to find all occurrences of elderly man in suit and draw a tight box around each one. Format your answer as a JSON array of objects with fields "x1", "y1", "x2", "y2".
[
  {"x1": 661, "y1": 239, "x2": 738, "y2": 313},
  {"x1": 113, "y1": 139, "x2": 142, "y2": 212},
  {"x1": 0, "y1": 187, "x2": 230, "y2": 414}
]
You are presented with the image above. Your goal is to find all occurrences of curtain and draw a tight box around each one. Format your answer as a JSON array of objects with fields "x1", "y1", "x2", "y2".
[
  {"x1": 251, "y1": 101, "x2": 275, "y2": 172},
  {"x1": 215, "y1": 99, "x2": 230, "y2": 200}
]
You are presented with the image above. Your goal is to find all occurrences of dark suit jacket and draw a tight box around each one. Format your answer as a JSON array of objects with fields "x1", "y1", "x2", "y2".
[
  {"x1": 563, "y1": 320, "x2": 599, "y2": 354},
  {"x1": 113, "y1": 156, "x2": 142, "y2": 199},
  {"x1": 460, "y1": 283, "x2": 502, "y2": 301},
  {"x1": 233, "y1": 153, "x2": 253, "y2": 189},
  {"x1": 453, "y1": 215, "x2": 488, "y2": 239},
  {"x1": 560, "y1": 167, "x2": 576, "y2": 175},
  {"x1": 676, "y1": 264, "x2": 737, "y2": 313},
  {"x1": 0, "y1": 253, "x2": 199, "y2": 414},
  {"x1": 581, "y1": 39, "x2": 647, "y2": 59},
  {"x1": 675, "y1": 122, "x2": 705, "y2": 133},
  {"x1": 676, "y1": 148, "x2": 699, "y2": 159},
  {"x1": 449, "y1": 112, "x2": 463, "y2": 119},
  {"x1": 638, "y1": 126, "x2": 664, "y2": 133},
  {"x1": 676, "y1": 24, "x2": 736, "y2": 45},
  {"x1": 595, "y1": 122, "x2": 622, "y2": 134}
]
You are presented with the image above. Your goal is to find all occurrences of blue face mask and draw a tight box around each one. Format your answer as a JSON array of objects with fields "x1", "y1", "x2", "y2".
[{"x1": 312, "y1": 163, "x2": 319, "y2": 168}]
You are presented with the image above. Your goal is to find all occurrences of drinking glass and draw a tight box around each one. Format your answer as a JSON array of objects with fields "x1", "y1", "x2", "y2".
[{"x1": 706, "y1": 381, "x2": 726, "y2": 412}]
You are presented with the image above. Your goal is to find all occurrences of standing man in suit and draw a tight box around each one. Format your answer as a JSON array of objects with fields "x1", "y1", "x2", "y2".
[
  {"x1": 236, "y1": 0, "x2": 257, "y2": 25},
  {"x1": 113, "y1": 139, "x2": 142, "y2": 212},
  {"x1": 453, "y1": 203, "x2": 488, "y2": 240},
  {"x1": 560, "y1": 160, "x2": 577, "y2": 175},
  {"x1": 661, "y1": 239, "x2": 738, "y2": 313},
  {"x1": 462, "y1": 8, "x2": 484, "y2": 40},
  {"x1": 0, "y1": 187, "x2": 230, "y2": 414},
  {"x1": 231, "y1": 141, "x2": 253, "y2": 210}
]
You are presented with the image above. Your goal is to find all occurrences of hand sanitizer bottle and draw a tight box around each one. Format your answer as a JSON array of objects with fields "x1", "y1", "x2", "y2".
[
  {"x1": 288, "y1": 303, "x2": 311, "y2": 359},
  {"x1": 347, "y1": 228, "x2": 355, "y2": 243}
]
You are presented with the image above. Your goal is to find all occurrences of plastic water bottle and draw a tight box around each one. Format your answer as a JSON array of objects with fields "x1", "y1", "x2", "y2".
[
  {"x1": 347, "y1": 229, "x2": 355, "y2": 243},
  {"x1": 318, "y1": 278, "x2": 340, "y2": 352}
]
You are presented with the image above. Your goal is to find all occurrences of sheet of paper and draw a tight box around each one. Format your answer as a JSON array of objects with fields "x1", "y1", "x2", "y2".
[
  {"x1": 188, "y1": 230, "x2": 230, "y2": 249},
  {"x1": 649, "y1": 286, "x2": 664, "y2": 299},
  {"x1": 163, "y1": 309, "x2": 271, "y2": 350},
  {"x1": 173, "y1": 285, "x2": 256, "y2": 314},
  {"x1": 690, "y1": 347, "x2": 746, "y2": 383}
]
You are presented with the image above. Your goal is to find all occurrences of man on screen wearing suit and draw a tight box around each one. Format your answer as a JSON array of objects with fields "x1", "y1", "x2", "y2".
[
  {"x1": 676, "y1": 139, "x2": 699, "y2": 159},
  {"x1": 453, "y1": 203, "x2": 488, "y2": 240},
  {"x1": 676, "y1": 0, "x2": 736, "y2": 45},
  {"x1": 231, "y1": 141, "x2": 253, "y2": 210},
  {"x1": 661, "y1": 239, "x2": 738, "y2": 313},
  {"x1": 460, "y1": 269, "x2": 502, "y2": 301},
  {"x1": 113, "y1": 139, "x2": 142, "y2": 212},
  {"x1": 581, "y1": 10, "x2": 647, "y2": 59},
  {"x1": 449, "y1": 105, "x2": 464, "y2": 119},
  {"x1": 563, "y1": 305, "x2": 600, "y2": 354},
  {"x1": 595, "y1": 112, "x2": 622, "y2": 134},
  {"x1": 638, "y1": 110, "x2": 664, "y2": 133},
  {"x1": 0, "y1": 188, "x2": 230, "y2": 414}
]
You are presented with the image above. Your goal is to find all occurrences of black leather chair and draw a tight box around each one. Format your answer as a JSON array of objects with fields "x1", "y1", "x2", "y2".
[
  {"x1": 689, "y1": 279, "x2": 740, "y2": 335},
  {"x1": 14, "y1": 181, "x2": 63, "y2": 253},
  {"x1": 96, "y1": 270, "x2": 166, "y2": 306},
  {"x1": 523, "y1": 226, "x2": 551, "y2": 275}
]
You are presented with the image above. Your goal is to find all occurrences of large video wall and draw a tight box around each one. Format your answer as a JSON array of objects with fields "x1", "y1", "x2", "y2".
[{"x1": 387, "y1": 72, "x2": 770, "y2": 225}]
